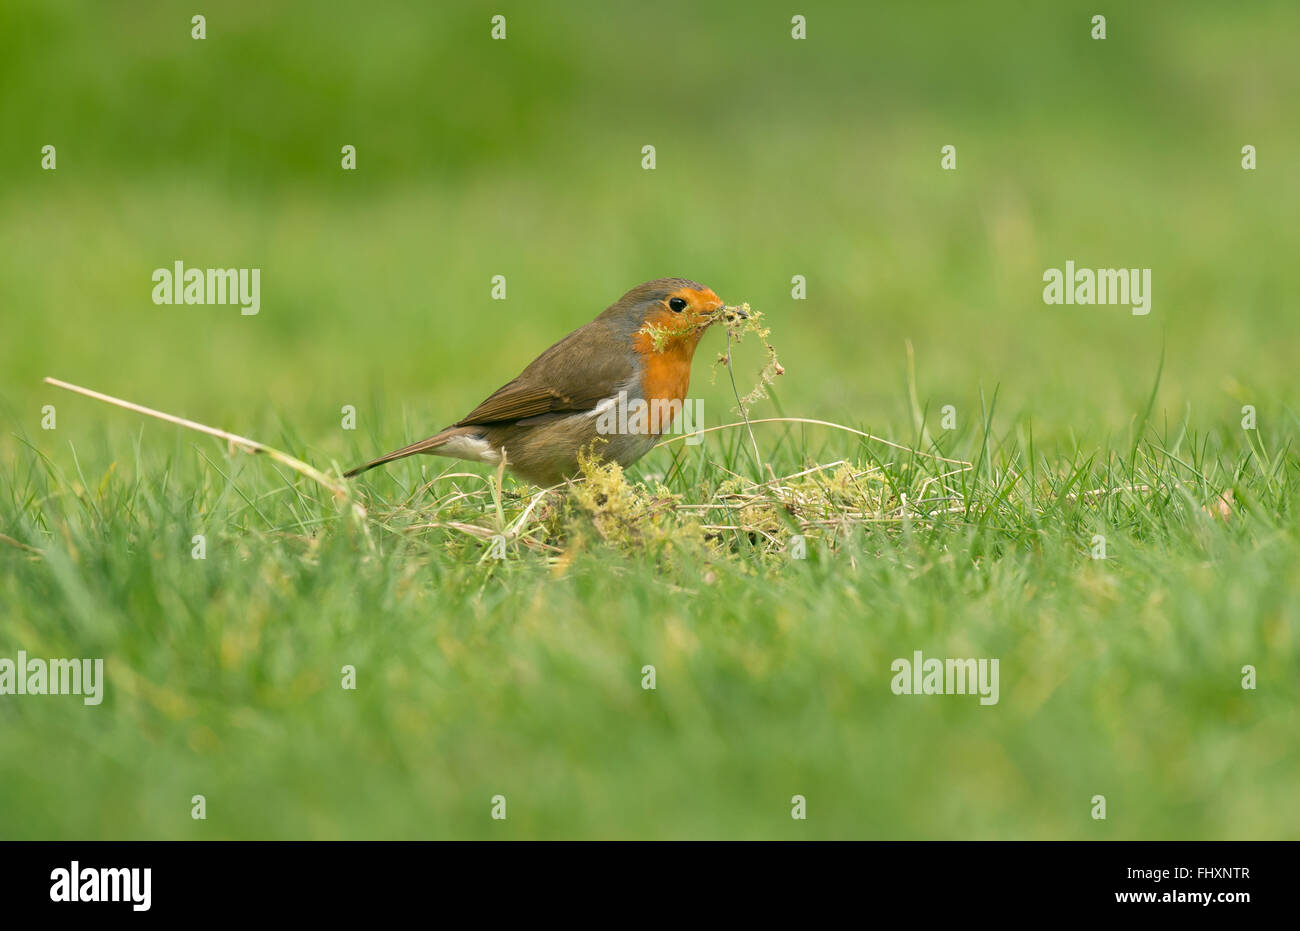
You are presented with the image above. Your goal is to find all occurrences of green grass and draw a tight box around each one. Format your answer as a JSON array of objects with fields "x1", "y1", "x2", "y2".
[
  {"x1": 1, "y1": 0, "x2": 1298, "y2": 838},
  {"x1": 2, "y1": 387, "x2": 1296, "y2": 838}
]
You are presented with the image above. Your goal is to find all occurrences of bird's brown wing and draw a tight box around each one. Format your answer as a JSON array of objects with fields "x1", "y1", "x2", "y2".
[
  {"x1": 344, "y1": 318, "x2": 637, "y2": 479},
  {"x1": 454, "y1": 322, "x2": 636, "y2": 426},
  {"x1": 453, "y1": 383, "x2": 577, "y2": 425}
]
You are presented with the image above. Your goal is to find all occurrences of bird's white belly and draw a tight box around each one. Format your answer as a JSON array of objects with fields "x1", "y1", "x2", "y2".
[{"x1": 438, "y1": 433, "x2": 502, "y2": 464}]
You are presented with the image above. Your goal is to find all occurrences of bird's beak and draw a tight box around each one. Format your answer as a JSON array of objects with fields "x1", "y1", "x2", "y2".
[{"x1": 695, "y1": 301, "x2": 744, "y2": 331}]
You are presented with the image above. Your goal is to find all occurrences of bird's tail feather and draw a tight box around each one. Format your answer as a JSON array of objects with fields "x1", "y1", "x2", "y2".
[{"x1": 343, "y1": 429, "x2": 456, "y2": 478}]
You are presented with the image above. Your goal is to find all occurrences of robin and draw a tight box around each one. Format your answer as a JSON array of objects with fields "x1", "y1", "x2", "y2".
[{"x1": 344, "y1": 278, "x2": 742, "y2": 486}]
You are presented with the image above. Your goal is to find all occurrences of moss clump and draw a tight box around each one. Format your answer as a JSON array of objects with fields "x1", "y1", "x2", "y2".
[
  {"x1": 637, "y1": 304, "x2": 716, "y2": 352},
  {"x1": 564, "y1": 446, "x2": 703, "y2": 556},
  {"x1": 713, "y1": 303, "x2": 785, "y2": 409}
]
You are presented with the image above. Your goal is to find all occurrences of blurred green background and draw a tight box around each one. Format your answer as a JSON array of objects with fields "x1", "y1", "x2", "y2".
[
  {"x1": 1, "y1": 1, "x2": 1297, "y2": 839},
  {"x1": 3, "y1": 0, "x2": 1297, "y2": 440}
]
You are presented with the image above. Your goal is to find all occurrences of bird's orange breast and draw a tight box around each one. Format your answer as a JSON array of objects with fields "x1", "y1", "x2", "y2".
[
  {"x1": 632, "y1": 307, "x2": 704, "y2": 418},
  {"x1": 638, "y1": 347, "x2": 694, "y2": 408}
]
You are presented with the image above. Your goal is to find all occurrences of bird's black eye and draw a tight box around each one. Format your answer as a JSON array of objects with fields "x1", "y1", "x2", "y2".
[{"x1": 668, "y1": 297, "x2": 688, "y2": 312}]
